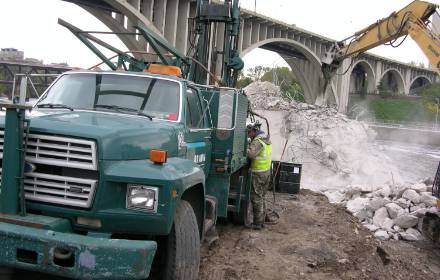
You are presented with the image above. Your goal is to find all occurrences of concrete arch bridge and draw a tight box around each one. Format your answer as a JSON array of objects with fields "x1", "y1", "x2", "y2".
[{"x1": 63, "y1": 0, "x2": 438, "y2": 112}]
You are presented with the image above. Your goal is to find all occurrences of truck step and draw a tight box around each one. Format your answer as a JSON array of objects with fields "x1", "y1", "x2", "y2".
[
  {"x1": 204, "y1": 218, "x2": 215, "y2": 232},
  {"x1": 228, "y1": 191, "x2": 244, "y2": 199}
]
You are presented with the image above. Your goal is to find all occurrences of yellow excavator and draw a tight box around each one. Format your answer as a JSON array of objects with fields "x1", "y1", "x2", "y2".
[
  {"x1": 322, "y1": 0, "x2": 439, "y2": 78},
  {"x1": 321, "y1": 0, "x2": 440, "y2": 243}
]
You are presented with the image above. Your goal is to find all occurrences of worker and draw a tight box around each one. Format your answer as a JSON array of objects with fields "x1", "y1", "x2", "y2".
[{"x1": 247, "y1": 121, "x2": 272, "y2": 230}]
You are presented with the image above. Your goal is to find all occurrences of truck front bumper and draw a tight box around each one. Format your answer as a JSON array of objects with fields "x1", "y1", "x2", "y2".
[{"x1": 0, "y1": 221, "x2": 157, "y2": 279}]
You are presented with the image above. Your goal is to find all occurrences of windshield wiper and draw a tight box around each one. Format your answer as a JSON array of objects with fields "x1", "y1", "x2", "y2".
[
  {"x1": 94, "y1": 105, "x2": 153, "y2": 120},
  {"x1": 37, "y1": 103, "x2": 74, "y2": 111}
]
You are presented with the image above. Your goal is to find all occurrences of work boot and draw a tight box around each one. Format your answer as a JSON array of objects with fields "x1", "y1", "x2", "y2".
[
  {"x1": 265, "y1": 212, "x2": 279, "y2": 225},
  {"x1": 249, "y1": 223, "x2": 263, "y2": 230}
]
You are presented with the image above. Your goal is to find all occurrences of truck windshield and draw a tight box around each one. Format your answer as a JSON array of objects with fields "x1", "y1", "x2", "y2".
[{"x1": 37, "y1": 73, "x2": 181, "y2": 121}]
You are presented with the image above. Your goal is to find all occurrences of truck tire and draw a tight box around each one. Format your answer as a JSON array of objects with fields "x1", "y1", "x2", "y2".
[
  {"x1": 232, "y1": 199, "x2": 253, "y2": 227},
  {"x1": 163, "y1": 200, "x2": 200, "y2": 280}
]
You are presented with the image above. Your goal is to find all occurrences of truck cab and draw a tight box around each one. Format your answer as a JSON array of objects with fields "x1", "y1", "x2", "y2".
[{"x1": 0, "y1": 70, "x2": 251, "y2": 279}]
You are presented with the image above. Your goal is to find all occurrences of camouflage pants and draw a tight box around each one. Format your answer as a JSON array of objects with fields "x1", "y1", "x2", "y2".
[{"x1": 251, "y1": 171, "x2": 271, "y2": 225}]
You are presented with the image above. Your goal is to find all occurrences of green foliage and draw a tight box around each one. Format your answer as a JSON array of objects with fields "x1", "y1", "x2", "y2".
[
  {"x1": 247, "y1": 66, "x2": 270, "y2": 81},
  {"x1": 419, "y1": 83, "x2": 440, "y2": 99},
  {"x1": 377, "y1": 80, "x2": 393, "y2": 98},
  {"x1": 260, "y1": 67, "x2": 304, "y2": 102},
  {"x1": 419, "y1": 83, "x2": 440, "y2": 114},
  {"x1": 236, "y1": 76, "x2": 252, "y2": 88},
  {"x1": 349, "y1": 95, "x2": 435, "y2": 123}
]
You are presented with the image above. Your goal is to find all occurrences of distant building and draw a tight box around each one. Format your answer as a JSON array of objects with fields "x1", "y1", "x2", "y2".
[
  {"x1": 0, "y1": 48, "x2": 24, "y2": 61},
  {"x1": 0, "y1": 48, "x2": 49, "y2": 66}
]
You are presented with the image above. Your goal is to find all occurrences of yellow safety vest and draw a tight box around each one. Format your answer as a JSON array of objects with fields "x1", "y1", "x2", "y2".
[{"x1": 251, "y1": 137, "x2": 272, "y2": 172}]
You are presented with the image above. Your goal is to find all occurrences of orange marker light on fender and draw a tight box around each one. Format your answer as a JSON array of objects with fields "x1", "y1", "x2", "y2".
[{"x1": 150, "y1": 149, "x2": 167, "y2": 164}]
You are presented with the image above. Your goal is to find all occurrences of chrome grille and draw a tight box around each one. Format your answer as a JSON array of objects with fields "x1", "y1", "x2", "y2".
[
  {"x1": 0, "y1": 129, "x2": 97, "y2": 171},
  {"x1": 0, "y1": 129, "x2": 98, "y2": 208},
  {"x1": 0, "y1": 169, "x2": 97, "y2": 208}
]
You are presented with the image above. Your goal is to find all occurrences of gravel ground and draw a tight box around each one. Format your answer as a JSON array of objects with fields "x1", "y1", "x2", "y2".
[{"x1": 199, "y1": 190, "x2": 440, "y2": 280}]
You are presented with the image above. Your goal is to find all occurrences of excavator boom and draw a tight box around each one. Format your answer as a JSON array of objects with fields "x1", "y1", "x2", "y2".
[{"x1": 322, "y1": 0, "x2": 439, "y2": 80}]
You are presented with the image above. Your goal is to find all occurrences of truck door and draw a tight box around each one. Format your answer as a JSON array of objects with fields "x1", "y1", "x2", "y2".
[{"x1": 184, "y1": 87, "x2": 212, "y2": 175}]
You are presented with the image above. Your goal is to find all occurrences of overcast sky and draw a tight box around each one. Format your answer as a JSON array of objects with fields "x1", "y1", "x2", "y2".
[{"x1": 1, "y1": 0, "x2": 438, "y2": 70}]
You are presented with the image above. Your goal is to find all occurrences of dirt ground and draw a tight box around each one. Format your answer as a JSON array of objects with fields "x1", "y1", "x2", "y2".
[
  {"x1": 1, "y1": 190, "x2": 439, "y2": 280},
  {"x1": 199, "y1": 190, "x2": 440, "y2": 280}
]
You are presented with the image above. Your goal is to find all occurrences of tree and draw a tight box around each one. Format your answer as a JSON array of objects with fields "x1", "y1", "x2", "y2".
[
  {"x1": 377, "y1": 80, "x2": 393, "y2": 98},
  {"x1": 247, "y1": 66, "x2": 270, "y2": 81},
  {"x1": 419, "y1": 83, "x2": 440, "y2": 114},
  {"x1": 236, "y1": 76, "x2": 253, "y2": 88},
  {"x1": 261, "y1": 67, "x2": 304, "y2": 101}
]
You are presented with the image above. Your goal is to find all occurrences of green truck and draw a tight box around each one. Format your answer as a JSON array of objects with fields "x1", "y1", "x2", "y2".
[{"x1": 0, "y1": 0, "x2": 257, "y2": 279}]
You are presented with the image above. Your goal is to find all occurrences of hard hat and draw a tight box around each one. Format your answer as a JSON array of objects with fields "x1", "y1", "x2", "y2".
[{"x1": 246, "y1": 120, "x2": 262, "y2": 131}]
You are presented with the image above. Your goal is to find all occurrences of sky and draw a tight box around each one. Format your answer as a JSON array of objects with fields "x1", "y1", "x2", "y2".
[{"x1": 1, "y1": 0, "x2": 438, "y2": 70}]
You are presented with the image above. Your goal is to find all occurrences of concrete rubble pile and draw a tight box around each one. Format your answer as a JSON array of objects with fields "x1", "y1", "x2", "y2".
[
  {"x1": 244, "y1": 81, "x2": 292, "y2": 111},
  {"x1": 244, "y1": 81, "x2": 439, "y2": 242},
  {"x1": 324, "y1": 181, "x2": 438, "y2": 241},
  {"x1": 245, "y1": 81, "x2": 402, "y2": 190}
]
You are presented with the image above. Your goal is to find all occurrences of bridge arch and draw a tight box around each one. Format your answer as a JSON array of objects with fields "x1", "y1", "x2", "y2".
[
  {"x1": 380, "y1": 68, "x2": 405, "y2": 95},
  {"x1": 348, "y1": 60, "x2": 376, "y2": 95},
  {"x1": 241, "y1": 38, "x2": 328, "y2": 104},
  {"x1": 409, "y1": 75, "x2": 432, "y2": 95}
]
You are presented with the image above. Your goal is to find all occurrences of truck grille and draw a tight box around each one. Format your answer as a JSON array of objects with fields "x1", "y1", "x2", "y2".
[
  {"x1": 0, "y1": 170, "x2": 97, "y2": 208},
  {"x1": 0, "y1": 129, "x2": 98, "y2": 208},
  {"x1": 0, "y1": 130, "x2": 98, "y2": 171}
]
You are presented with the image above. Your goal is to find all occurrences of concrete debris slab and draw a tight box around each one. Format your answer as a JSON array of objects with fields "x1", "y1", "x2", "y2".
[
  {"x1": 400, "y1": 228, "x2": 423, "y2": 241},
  {"x1": 419, "y1": 192, "x2": 437, "y2": 207},
  {"x1": 346, "y1": 197, "x2": 370, "y2": 214},
  {"x1": 374, "y1": 230, "x2": 390, "y2": 241},
  {"x1": 410, "y1": 183, "x2": 427, "y2": 193},
  {"x1": 393, "y1": 214, "x2": 419, "y2": 229},
  {"x1": 373, "y1": 207, "x2": 389, "y2": 227},
  {"x1": 385, "y1": 203, "x2": 404, "y2": 219},
  {"x1": 401, "y1": 189, "x2": 420, "y2": 204},
  {"x1": 367, "y1": 197, "x2": 389, "y2": 212},
  {"x1": 381, "y1": 218, "x2": 395, "y2": 232}
]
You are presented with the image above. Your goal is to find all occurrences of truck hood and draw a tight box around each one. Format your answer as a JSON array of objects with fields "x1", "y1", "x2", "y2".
[{"x1": 11, "y1": 110, "x2": 180, "y2": 160}]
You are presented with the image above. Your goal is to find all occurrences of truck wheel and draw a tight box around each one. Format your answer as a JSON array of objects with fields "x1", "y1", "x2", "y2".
[
  {"x1": 163, "y1": 200, "x2": 200, "y2": 280},
  {"x1": 232, "y1": 199, "x2": 253, "y2": 227}
]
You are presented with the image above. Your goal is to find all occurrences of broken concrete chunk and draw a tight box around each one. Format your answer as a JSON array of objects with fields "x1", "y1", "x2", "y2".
[
  {"x1": 400, "y1": 228, "x2": 423, "y2": 241},
  {"x1": 374, "y1": 230, "x2": 390, "y2": 241},
  {"x1": 393, "y1": 214, "x2": 418, "y2": 229},
  {"x1": 392, "y1": 225, "x2": 402, "y2": 232},
  {"x1": 373, "y1": 207, "x2": 389, "y2": 227},
  {"x1": 367, "y1": 197, "x2": 389, "y2": 212},
  {"x1": 346, "y1": 197, "x2": 370, "y2": 214},
  {"x1": 325, "y1": 191, "x2": 346, "y2": 204},
  {"x1": 419, "y1": 193, "x2": 437, "y2": 207},
  {"x1": 374, "y1": 185, "x2": 391, "y2": 198},
  {"x1": 410, "y1": 208, "x2": 428, "y2": 218},
  {"x1": 381, "y1": 218, "x2": 394, "y2": 231},
  {"x1": 410, "y1": 183, "x2": 427, "y2": 193},
  {"x1": 344, "y1": 185, "x2": 362, "y2": 197},
  {"x1": 401, "y1": 189, "x2": 421, "y2": 204},
  {"x1": 363, "y1": 224, "x2": 379, "y2": 232},
  {"x1": 385, "y1": 203, "x2": 404, "y2": 219},
  {"x1": 355, "y1": 209, "x2": 373, "y2": 222}
]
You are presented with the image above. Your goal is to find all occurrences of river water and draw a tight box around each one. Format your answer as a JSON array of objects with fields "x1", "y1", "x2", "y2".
[{"x1": 376, "y1": 140, "x2": 440, "y2": 184}]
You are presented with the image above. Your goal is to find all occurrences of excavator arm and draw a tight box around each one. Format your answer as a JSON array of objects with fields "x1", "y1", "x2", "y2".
[{"x1": 322, "y1": 0, "x2": 440, "y2": 81}]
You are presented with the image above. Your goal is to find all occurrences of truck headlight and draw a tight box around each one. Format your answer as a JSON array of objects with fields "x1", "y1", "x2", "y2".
[{"x1": 126, "y1": 185, "x2": 159, "y2": 212}]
